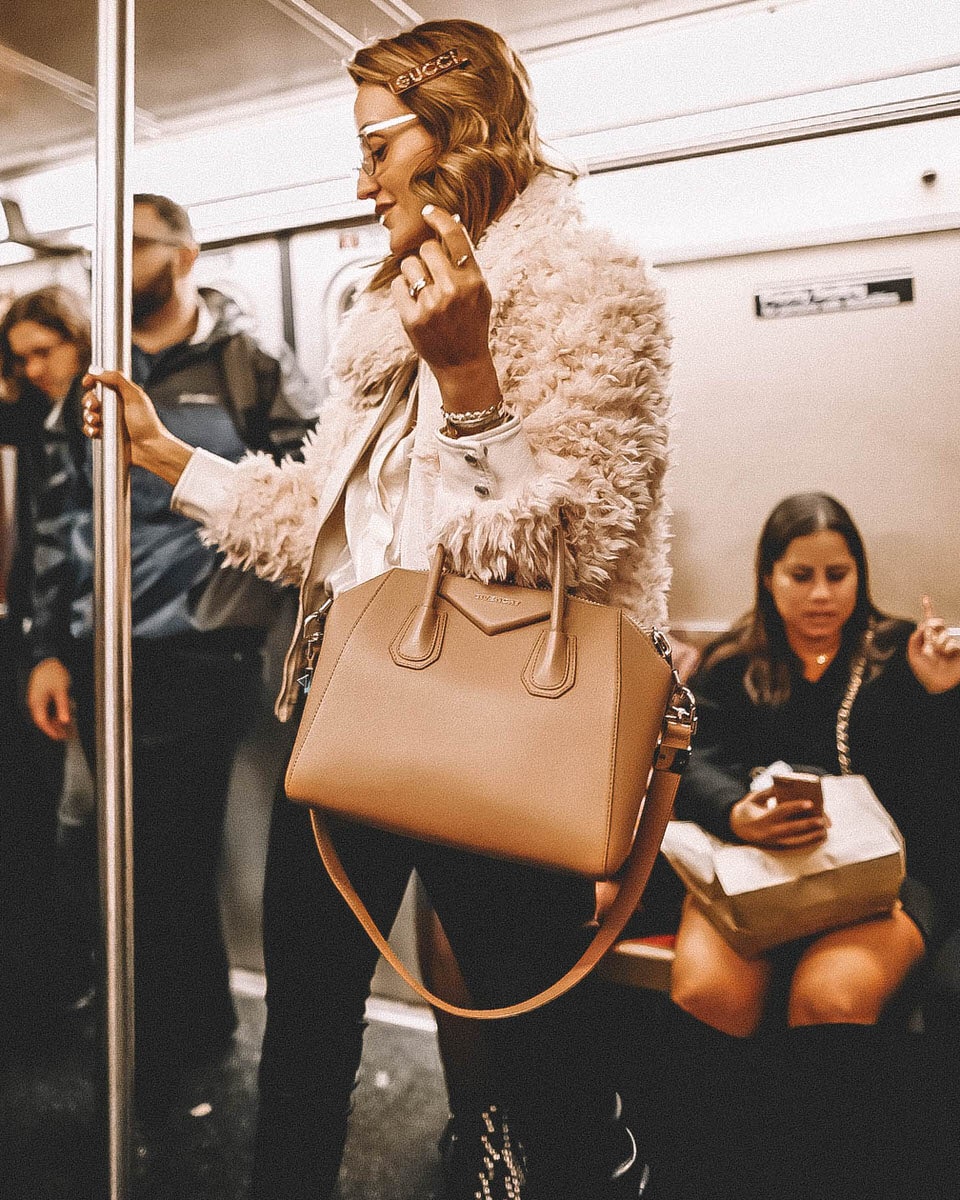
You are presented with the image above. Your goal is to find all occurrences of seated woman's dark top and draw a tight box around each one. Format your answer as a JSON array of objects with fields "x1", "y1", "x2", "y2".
[{"x1": 674, "y1": 620, "x2": 960, "y2": 942}]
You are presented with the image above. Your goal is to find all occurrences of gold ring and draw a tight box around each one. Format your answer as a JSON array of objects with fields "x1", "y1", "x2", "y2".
[
  {"x1": 454, "y1": 254, "x2": 470, "y2": 268},
  {"x1": 408, "y1": 277, "x2": 428, "y2": 300}
]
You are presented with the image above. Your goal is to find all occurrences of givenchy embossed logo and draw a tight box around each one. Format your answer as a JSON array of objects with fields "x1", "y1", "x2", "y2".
[{"x1": 475, "y1": 593, "x2": 521, "y2": 606}]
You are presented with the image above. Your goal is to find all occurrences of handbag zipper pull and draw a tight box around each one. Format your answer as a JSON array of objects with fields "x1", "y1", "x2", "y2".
[{"x1": 297, "y1": 596, "x2": 333, "y2": 694}]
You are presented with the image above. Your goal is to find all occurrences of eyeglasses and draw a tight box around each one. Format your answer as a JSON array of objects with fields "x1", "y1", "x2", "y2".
[
  {"x1": 357, "y1": 113, "x2": 419, "y2": 177},
  {"x1": 132, "y1": 233, "x2": 191, "y2": 250}
]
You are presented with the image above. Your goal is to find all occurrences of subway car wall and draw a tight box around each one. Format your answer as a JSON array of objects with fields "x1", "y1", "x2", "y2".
[
  {"x1": 577, "y1": 113, "x2": 960, "y2": 635},
  {"x1": 6, "y1": 121, "x2": 956, "y2": 633},
  {"x1": 3, "y1": 0, "x2": 958, "y2": 633}
]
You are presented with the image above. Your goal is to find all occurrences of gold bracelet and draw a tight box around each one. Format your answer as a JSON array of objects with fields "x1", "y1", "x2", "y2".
[
  {"x1": 441, "y1": 401, "x2": 506, "y2": 439},
  {"x1": 441, "y1": 412, "x2": 507, "y2": 439}
]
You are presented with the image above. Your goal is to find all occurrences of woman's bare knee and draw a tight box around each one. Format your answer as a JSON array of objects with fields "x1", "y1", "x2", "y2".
[
  {"x1": 671, "y1": 898, "x2": 769, "y2": 1035},
  {"x1": 788, "y1": 912, "x2": 925, "y2": 1026},
  {"x1": 788, "y1": 980, "x2": 881, "y2": 1026},
  {"x1": 671, "y1": 973, "x2": 764, "y2": 1037}
]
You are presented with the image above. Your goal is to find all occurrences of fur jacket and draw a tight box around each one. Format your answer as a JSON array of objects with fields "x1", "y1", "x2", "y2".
[{"x1": 189, "y1": 172, "x2": 673, "y2": 716}]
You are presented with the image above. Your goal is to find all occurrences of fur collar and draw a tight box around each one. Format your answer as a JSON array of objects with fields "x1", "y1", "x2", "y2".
[{"x1": 328, "y1": 172, "x2": 582, "y2": 407}]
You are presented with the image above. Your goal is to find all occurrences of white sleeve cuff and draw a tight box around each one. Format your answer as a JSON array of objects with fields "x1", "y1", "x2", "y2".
[
  {"x1": 434, "y1": 414, "x2": 538, "y2": 503},
  {"x1": 170, "y1": 447, "x2": 240, "y2": 523}
]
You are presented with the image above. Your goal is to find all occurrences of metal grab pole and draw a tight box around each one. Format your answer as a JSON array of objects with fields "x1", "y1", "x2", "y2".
[{"x1": 94, "y1": 1, "x2": 135, "y2": 1196}]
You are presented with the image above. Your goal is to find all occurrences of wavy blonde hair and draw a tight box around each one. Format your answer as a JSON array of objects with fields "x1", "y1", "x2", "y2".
[{"x1": 348, "y1": 20, "x2": 560, "y2": 291}]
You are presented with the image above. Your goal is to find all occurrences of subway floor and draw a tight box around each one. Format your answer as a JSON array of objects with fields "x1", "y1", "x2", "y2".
[
  {"x1": 0, "y1": 974, "x2": 450, "y2": 1200},
  {"x1": 4, "y1": 971, "x2": 958, "y2": 1200}
]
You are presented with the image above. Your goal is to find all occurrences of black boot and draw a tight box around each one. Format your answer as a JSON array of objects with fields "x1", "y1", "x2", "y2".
[
  {"x1": 440, "y1": 1099, "x2": 655, "y2": 1200},
  {"x1": 752, "y1": 1023, "x2": 894, "y2": 1200},
  {"x1": 606, "y1": 1116, "x2": 652, "y2": 1198},
  {"x1": 619, "y1": 995, "x2": 753, "y2": 1200},
  {"x1": 516, "y1": 1094, "x2": 654, "y2": 1200}
]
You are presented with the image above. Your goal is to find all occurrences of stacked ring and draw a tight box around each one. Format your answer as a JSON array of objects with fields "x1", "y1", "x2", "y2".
[{"x1": 408, "y1": 277, "x2": 428, "y2": 300}]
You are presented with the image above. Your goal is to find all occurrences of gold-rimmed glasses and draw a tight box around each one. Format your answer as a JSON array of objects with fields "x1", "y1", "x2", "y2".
[
  {"x1": 132, "y1": 233, "x2": 192, "y2": 250},
  {"x1": 357, "y1": 113, "x2": 419, "y2": 176}
]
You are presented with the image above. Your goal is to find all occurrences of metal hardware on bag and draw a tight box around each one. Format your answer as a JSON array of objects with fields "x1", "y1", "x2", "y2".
[
  {"x1": 658, "y1": 681, "x2": 697, "y2": 774},
  {"x1": 650, "y1": 625, "x2": 697, "y2": 775},
  {"x1": 650, "y1": 627, "x2": 697, "y2": 733},
  {"x1": 297, "y1": 596, "x2": 333, "y2": 694},
  {"x1": 651, "y1": 627, "x2": 674, "y2": 668},
  {"x1": 667, "y1": 683, "x2": 697, "y2": 737},
  {"x1": 655, "y1": 689, "x2": 697, "y2": 775}
]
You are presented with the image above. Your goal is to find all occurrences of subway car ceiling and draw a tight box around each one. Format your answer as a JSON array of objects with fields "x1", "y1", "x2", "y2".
[
  {"x1": 1, "y1": 0, "x2": 958, "y2": 244},
  {"x1": 0, "y1": 0, "x2": 757, "y2": 182},
  {"x1": 1, "y1": 0, "x2": 959, "y2": 627}
]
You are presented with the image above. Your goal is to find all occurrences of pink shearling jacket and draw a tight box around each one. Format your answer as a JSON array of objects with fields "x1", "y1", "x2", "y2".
[{"x1": 172, "y1": 172, "x2": 673, "y2": 718}]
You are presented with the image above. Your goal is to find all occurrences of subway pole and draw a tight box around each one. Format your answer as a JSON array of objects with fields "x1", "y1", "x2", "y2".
[{"x1": 94, "y1": 1, "x2": 135, "y2": 1196}]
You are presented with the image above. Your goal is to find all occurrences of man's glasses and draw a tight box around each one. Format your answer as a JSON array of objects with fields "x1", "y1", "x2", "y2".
[
  {"x1": 132, "y1": 233, "x2": 191, "y2": 250},
  {"x1": 357, "y1": 113, "x2": 419, "y2": 177}
]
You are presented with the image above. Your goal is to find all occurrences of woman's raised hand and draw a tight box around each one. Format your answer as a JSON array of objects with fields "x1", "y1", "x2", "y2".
[
  {"x1": 729, "y1": 787, "x2": 830, "y2": 849},
  {"x1": 391, "y1": 205, "x2": 502, "y2": 413},
  {"x1": 82, "y1": 370, "x2": 192, "y2": 485},
  {"x1": 907, "y1": 595, "x2": 960, "y2": 694}
]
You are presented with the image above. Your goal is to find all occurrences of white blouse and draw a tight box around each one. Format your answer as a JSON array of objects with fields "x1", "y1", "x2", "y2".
[{"x1": 171, "y1": 362, "x2": 536, "y2": 594}]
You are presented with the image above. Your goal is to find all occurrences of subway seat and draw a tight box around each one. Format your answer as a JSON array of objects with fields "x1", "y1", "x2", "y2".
[
  {"x1": 599, "y1": 933, "x2": 676, "y2": 993},
  {"x1": 593, "y1": 870, "x2": 679, "y2": 995},
  {"x1": 595, "y1": 624, "x2": 712, "y2": 995}
]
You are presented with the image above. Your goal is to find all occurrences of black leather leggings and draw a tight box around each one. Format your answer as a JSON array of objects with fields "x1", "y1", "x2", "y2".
[{"x1": 252, "y1": 791, "x2": 624, "y2": 1199}]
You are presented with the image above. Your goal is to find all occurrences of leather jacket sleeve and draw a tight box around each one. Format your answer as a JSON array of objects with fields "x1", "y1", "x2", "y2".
[
  {"x1": 674, "y1": 655, "x2": 755, "y2": 839},
  {"x1": 1, "y1": 391, "x2": 46, "y2": 626},
  {"x1": 29, "y1": 387, "x2": 87, "y2": 664},
  {"x1": 0, "y1": 394, "x2": 37, "y2": 447},
  {"x1": 219, "y1": 333, "x2": 319, "y2": 463}
]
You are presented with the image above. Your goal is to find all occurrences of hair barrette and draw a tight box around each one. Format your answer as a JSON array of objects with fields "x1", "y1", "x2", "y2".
[{"x1": 389, "y1": 48, "x2": 470, "y2": 95}]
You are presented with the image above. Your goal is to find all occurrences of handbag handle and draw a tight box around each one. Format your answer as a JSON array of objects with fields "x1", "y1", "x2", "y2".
[
  {"x1": 395, "y1": 528, "x2": 572, "y2": 693},
  {"x1": 309, "y1": 694, "x2": 695, "y2": 1020}
]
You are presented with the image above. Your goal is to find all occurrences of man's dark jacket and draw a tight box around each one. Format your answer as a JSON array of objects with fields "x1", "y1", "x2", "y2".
[
  {"x1": 1, "y1": 381, "x2": 84, "y2": 636},
  {"x1": 30, "y1": 288, "x2": 318, "y2": 663}
]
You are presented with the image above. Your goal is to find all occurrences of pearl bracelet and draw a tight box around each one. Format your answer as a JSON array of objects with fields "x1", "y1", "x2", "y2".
[
  {"x1": 444, "y1": 401, "x2": 503, "y2": 424},
  {"x1": 441, "y1": 401, "x2": 505, "y2": 438}
]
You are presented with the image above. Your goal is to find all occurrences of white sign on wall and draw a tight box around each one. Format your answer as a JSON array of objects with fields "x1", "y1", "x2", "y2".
[{"x1": 755, "y1": 274, "x2": 914, "y2": 318}]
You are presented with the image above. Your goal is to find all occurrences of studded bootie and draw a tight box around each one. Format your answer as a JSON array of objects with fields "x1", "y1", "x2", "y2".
[{"x1": 439, "y1": 1104, "x2": 526, "y2": 1200}]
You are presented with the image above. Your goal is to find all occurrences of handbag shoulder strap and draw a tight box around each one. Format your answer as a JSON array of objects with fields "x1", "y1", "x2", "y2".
[{"x1": 309, "y1": 706, "x2": 694, "y2": 1020}]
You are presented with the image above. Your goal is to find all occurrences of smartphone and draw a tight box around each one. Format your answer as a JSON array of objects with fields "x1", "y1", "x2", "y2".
[{"x1": 771, "y1": 771, "x2": 824, "y2": 813}]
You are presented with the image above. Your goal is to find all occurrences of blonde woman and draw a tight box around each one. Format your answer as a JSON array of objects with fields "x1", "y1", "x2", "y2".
[{"x1": 82, "y1": 20, "x2": 671, "y2": 1199}]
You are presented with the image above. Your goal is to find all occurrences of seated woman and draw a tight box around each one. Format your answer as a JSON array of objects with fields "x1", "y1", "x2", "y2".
[{"x1": 669, "y1": 491, "x2": 960, "y2": 1196}]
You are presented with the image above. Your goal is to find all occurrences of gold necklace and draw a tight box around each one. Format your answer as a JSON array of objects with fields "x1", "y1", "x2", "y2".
[{"x1": 812, "y1": 641, "x2": 841, "y2": 668}]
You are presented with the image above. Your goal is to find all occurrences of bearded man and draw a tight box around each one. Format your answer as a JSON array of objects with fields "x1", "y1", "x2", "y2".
[{"x1": 26, "y1": 194, "x2": 318, "y2": 1120}]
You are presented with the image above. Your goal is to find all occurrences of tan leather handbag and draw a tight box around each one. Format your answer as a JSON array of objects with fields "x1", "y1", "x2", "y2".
[{"x1": 285, "y1": 528, "x2": 695, "y2": 1018}]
